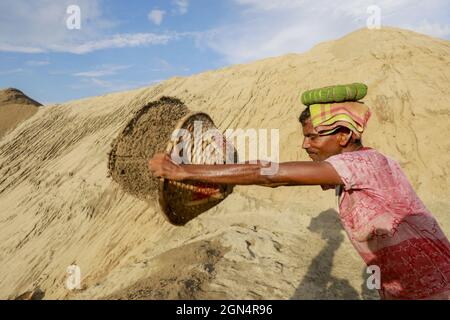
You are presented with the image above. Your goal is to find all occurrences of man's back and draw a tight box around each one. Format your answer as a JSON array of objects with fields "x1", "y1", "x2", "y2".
[{"x1": 324, "y1": 147, "x2": 450, "y2": 299}]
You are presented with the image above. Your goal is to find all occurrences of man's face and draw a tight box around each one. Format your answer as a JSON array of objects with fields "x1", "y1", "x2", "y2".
[{"x1": 301, "y1": 118, "x2": 342, "y2": 161}]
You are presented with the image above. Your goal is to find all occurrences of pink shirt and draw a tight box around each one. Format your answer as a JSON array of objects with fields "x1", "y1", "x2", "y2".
[{"x1": 324, "y1": 147, "x2": 450, "y2": 299}]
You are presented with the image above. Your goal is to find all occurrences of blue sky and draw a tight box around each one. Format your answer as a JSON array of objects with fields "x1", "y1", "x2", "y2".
[{"x1": 1, "y1": 0, "x2": 449, "y2": 104}]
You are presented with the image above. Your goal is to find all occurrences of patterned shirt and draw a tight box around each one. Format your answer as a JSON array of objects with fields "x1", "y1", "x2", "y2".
[{"x1": 324, "y1": 147, "x2": 450, "y2": 299}]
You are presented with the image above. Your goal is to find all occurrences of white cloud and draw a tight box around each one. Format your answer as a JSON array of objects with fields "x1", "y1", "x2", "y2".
[
  {"x1": 202, "y1": 0, "x2": 450, "y2": 64},
  {"x1": 173, "y1": 0, "x2": 189, "y2": 15},
  {"x1": 55, "y1": 33, "x2": 174, "y2": 54},
  {"x1": 90, "y1": 78, "x2": 112, "y2": 88},
  {"x1": 0, "y1": 1, "x2": 176, "y2": 54},
  {"x1": 412, "y1": 21, "x2": 450, "y2": 38},
  {"x1": 1, "y1": 33, "x2": 175, "y2": 54},
  {"x1": 26, "y1": 60, "x2": 50, "y2": 66},
  {"x1": 71, "y1": 65, "x2": 163, "y2": 92},
  {"x1": 148, "y1": 9, "x2": 166, "y2": 25},
  {"x1": 74, "y1": 65, "x2": 131, "y2": 78},
  {"x1": 0, "y1": 44, "x2": 44, "y2": 54},
  {"x1": 234, "y1": 0, "x2": 304, "y2": 12},
  {"x1": 149, "y1": 58, "x2": 172, "y2": 72},
  {"x1": 0, "y1": 68, "x2": 27, "y2": 75},
  {"x1": 0, "y1": 0, "x2": 109, "y2": 51}
]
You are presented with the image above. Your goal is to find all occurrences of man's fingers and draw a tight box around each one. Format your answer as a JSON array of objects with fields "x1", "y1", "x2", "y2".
[
  {"x1": 164, "y1": 153, "x2": 174, "y2": 164},
  {"x1": 147, "y1": 153, "x2": 174, "y2": 179},
  {"x1": 147, "y1": 159, "x2": 155, "y2": 171}
]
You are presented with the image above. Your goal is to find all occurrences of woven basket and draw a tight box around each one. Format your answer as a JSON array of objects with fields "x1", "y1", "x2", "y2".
[
  {"x1": 159, "y1": 112, "x2": 237, "y2": 225},
  {"x1": 108, "y1": 97, "x2": 236, "y2": 226}
]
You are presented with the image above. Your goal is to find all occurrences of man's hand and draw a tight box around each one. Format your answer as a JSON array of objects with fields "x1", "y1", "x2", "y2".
[{"x1": 148, "y1": 153, "x2": 186, "y2": 181}]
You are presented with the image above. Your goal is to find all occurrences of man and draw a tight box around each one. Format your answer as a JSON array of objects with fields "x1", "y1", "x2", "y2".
[{"x1": 148, "y1": 84, "x2": 450, "y2": 300}]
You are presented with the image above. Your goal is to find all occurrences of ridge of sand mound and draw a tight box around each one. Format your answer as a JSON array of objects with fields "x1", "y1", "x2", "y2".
[
  {"x1": 0, "y1": 88, "x2": 41, "y2": 139},
  {"x1": 0, "y1": 27, "x2": 449, "y2": 300}
]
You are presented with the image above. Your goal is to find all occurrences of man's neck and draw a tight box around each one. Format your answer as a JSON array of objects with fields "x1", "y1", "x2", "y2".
[{"x1": 342, "y1": 143, "x2": 364, "y2": 153}]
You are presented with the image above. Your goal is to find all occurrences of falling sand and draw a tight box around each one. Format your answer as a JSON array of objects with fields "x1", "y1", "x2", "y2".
[{"x1": 108, "y1": 96, "x2": 189, "y2": 200}]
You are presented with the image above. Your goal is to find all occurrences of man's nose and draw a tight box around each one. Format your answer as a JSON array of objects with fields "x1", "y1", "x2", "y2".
[{"x1": 302, "y1": 138, "x2": 310, "y2": 150}]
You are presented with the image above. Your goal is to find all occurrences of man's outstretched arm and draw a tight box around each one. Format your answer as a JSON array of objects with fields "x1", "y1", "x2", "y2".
[{"x1": 148, "y1": 153, "x2": 343, "y2": 187}]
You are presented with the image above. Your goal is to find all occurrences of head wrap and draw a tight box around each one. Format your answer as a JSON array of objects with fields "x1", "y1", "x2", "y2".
[
  {"x1": 301, "y1": 83, "x2": 371, "y2": 138},
  {"x1": 309, "y1": 101, "x2": 371, "y2": 138}
]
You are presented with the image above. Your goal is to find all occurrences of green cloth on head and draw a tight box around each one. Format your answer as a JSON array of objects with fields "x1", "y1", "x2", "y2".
[{"x1": 301, "y1": 83, "x2": 367, "y2": 106}]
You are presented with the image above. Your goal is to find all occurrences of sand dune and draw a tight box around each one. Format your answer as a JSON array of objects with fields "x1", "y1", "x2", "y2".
[
  {"x1": 0, "y1": 27, "x2": 449, "y2": 300},
  {"x1": 0, "y1": 88, "x2": 41, "y2": 139}
]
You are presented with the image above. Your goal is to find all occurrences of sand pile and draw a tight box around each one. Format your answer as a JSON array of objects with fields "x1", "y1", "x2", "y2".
[
  {"x1": 0, "y1": 27, "x2": 449, "y2": 300},
  {"x1": 105, "y1": 239, "x2": 229, "y2": 300},
  {"x1": 0, "y1": 88, "x2": 41, "y2": 139}
]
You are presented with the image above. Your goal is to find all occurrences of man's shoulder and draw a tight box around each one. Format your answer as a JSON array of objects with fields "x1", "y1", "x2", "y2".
[
  {"x1": 327, "y1": 147, "x2": 378, "y2": 161},
  {"x1": 326, "y1": 147, "x2": 395, "y2": 168}
]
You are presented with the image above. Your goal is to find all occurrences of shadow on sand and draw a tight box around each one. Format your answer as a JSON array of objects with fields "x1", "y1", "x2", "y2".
[{"x1": 291, "y1": 208, "x2": 379, "y2": 300}]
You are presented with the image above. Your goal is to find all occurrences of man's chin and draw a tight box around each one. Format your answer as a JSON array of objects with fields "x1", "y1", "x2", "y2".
[{"x1": 309, "y1": 154, "x2": 327, "y2": 162}]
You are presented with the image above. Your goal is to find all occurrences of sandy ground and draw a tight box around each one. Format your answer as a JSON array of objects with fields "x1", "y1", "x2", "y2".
[{"x1": 0, "y1": 27, "x2": 449, "y2": 300}]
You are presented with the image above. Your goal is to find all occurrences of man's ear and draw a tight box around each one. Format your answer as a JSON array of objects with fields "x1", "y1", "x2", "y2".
[{"x1": 337, "y1": 131, "x2": 352, "y2": 147}]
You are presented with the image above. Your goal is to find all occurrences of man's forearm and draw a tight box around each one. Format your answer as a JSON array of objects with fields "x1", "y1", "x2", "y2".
[
  {"x1": 180, "y1": 161, "x2": 274, "y2": 185},
  {"x1": 179, "y1": 160, "x2": 343, "y2": 186}
]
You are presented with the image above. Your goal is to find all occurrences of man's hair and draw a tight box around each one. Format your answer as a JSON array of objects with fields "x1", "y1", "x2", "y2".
[
  {"x1": 299, "y1": 106, "x2": 310, "y2": 126},
  {"x1": 298, "y1": 106, "x2": 362, "y2": 145}
]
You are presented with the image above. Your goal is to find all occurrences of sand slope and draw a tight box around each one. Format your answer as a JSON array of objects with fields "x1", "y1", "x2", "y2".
[
  {"x1": 0, "y1": 27, "x2": 449, "y2": 300},
  {"x1": 0, "y1": 88, "x2": 41, "y2": 139}
]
